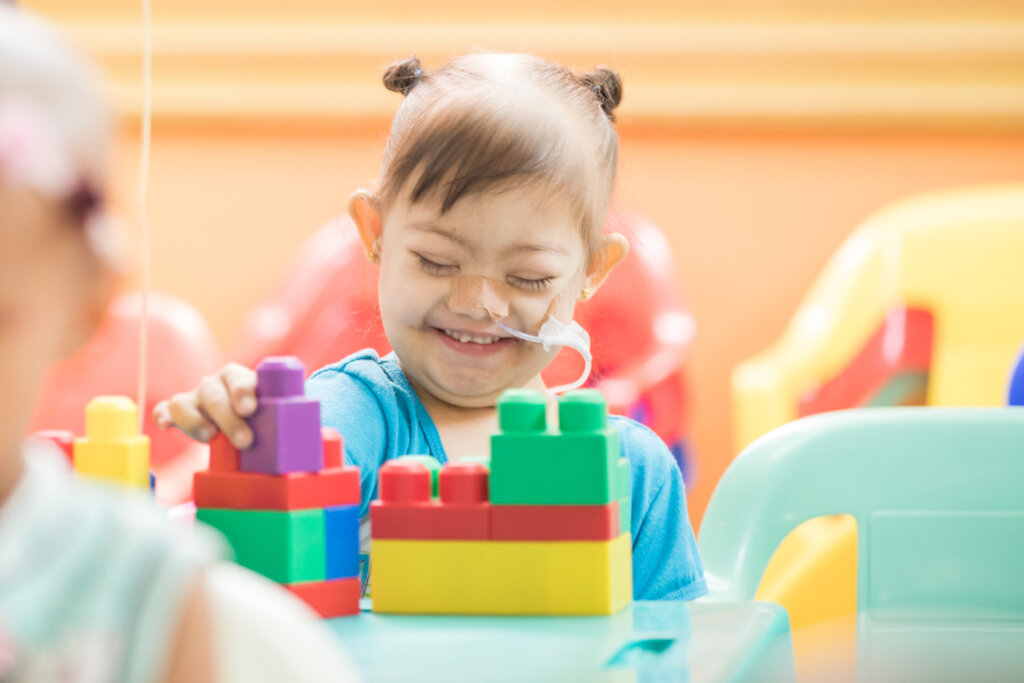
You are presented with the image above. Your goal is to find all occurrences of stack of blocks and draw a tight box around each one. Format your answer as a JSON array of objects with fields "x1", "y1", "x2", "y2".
[
  {"x1": 371, "y1": 388, "x2": 632, "y2": 615},
  {"x1": 72, "y1": 396, "x2": 151, "y2": 489},
  {"x1": 194, "y1": 357, "x2": 362, "y2": 618}
]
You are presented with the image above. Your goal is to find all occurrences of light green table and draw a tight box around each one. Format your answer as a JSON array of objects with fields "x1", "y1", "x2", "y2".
[{"x1": 329, "y1": 601, "x2": 795, "y2": 682}]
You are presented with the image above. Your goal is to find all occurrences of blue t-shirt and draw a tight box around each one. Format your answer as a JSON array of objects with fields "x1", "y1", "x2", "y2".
[{"x1": 306, "y1": 350, "x2": 707, "y2": 602}]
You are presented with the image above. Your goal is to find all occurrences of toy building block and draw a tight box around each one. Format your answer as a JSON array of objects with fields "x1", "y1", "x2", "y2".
[
  {"x1": 490, "y1": 502, "x2": 619, "y2": 541},
  {"x1": 197, "y1": 426, "x2": 358, "y2": 510},
  {"x1": 394, "y1": 454, "x2": 442, "y2": 496},
  {"x1": 322, "y1": 427, "x2": 343, "y2": 468},
  {"x1": 490, "y1": 390, "x2": 622, "y2": 505},
  {"x1": 325, "y1": 504, "x2": 360, "y2": 579},
  {"x1": 194, "y1": 467, "x2": 360, "y2": 511},
  {"x1": 286, "y1": 577, "x2": 361, "y2": 618},
  {"x1": 197, "y1": 508, "x2": 326, "y2": 583},
  {"x1": 208, "y1": 432, "x2": 240, "y2": 471},
  {"x1": 73, "y1": 396, "x2": 150, "y2": 488},
  {"x1": 241, "y1": 357, "x2": 323, "y2": 475},
  {"x1": 30, "y1": 429, "x2": 74, "y2": 465},
  {"x1": 371, "y1": 461, "x2": 490, "y2": 540},
  {"x1": 372, "y1": 533, "x2": 632, "y2": 615},
  {"x1": 440, "y1": 460, "x2": 489, "y2": 504}
]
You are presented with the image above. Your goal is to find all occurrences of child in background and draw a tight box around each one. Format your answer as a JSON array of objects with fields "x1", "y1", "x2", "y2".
[
  {"x1": 0, "y1": 7, "x2": 357, "y2": 681},
  {"x1": 155, "y1": 52, "x2": 706, "y2": 601}
]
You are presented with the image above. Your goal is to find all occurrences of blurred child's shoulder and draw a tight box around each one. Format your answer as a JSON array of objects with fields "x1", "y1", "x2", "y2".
[{"x1": 0, "y1": 442, "x2": 222, "y2": 681}]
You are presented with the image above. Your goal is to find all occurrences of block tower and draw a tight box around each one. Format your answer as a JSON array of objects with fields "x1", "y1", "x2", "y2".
[
  {"x1": 72, "y1": 396, "x2": 151, "y2": 489},
  {"x1": 194, "y1": 357, "x2": 362, "y2": 618},
  {"x1": 371, "y1": 388, "x2": 632, "y2": 615}
]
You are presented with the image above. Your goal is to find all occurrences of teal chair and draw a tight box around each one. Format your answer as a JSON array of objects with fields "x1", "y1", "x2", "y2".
[{"x1": 698, "y1": 408, "x2": 1024, "y2": 681}]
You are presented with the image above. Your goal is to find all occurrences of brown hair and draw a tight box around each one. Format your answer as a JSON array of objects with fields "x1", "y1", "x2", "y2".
[{"x1": 378, "y1": 53, "x2": 622, "y2": 253}]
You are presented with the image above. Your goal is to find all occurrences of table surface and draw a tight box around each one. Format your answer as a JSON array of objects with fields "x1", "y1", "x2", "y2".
[{"x1": 329, "y1": 600, "x2": 795, "y2": 682}]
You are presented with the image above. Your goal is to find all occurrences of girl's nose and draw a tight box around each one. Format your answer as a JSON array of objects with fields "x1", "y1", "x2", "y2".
[{"x1": 449, "y1": 275, "x2": 511, "y2": 321}]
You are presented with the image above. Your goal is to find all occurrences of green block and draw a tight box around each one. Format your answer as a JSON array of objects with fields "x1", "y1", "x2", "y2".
[
  {"x1": 490, "y1": 389, "x2": 620, "y2": 505},
  {"x1": 559, "y1": 390, "x2": 607, "y2": 432},
  {"x1": 617, "y1": 458, "x2": 631, "y2": 534},
  {"x1": 197, "y1": 508, "x2": 325, "y2": 583},
  {"x1": 497, "y1": 389, "x2": 548, "y2": 432},
  {"x1": 395, "y1": 455, "x2": 442, "y2": 497}
]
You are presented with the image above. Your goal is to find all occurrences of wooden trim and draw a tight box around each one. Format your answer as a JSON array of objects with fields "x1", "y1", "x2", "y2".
[{"x1": 63, "y1": 21, "x2": 1024, "y2": 130}]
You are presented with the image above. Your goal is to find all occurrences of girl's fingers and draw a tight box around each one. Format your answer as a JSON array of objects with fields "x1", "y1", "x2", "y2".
[
  {"x1": 196, "y1": 373, "x2": 253, "y2": 449},
  {"x1": 152, "y1": 400, "x2": 174, "y2": 429},
  {"x1": 221, "y1": 363, "x2": 259, "y2": 417},
  {"x1": 163, "y1": 391, "x2": 218, "y2": 442}
]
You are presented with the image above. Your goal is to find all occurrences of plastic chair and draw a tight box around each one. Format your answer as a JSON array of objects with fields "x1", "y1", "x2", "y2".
[
  {"x1": 734, "y1": 183, "x2": 1024, "y2": 450},
  {"x1": 233, "y1": 206, "x2": 698, "y2": 477},
  {"x1": 699, "y1": 407, "x2": 1024, "y2": 681},
  {"x1": 731, "y1": 183, "x2": 1024, "y2": 629}
]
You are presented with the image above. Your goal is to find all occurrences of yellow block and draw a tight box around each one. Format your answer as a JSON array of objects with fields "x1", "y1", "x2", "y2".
[
  {"x1": 74, "y1": 438, "x2": 150, "y2": 488},
  {"x1": 74, "y1": 396, "x2": 150, "y2": 488},
  {"x1": 372, "y1": 533, "x2": 632, "y2": 615},
  {"x1": 84, "y1": 395, "x2": 139, "y2": 441}
]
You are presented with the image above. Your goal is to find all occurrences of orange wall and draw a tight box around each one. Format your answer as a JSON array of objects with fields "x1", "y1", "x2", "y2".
[{"x1": 107, "y1": 126, "x2": 1024, "y2": 525}]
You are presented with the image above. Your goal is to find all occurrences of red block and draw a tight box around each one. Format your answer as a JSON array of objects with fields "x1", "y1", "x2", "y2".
[
  {"x1": 490, "y1": 502, "x2": 620, "y2": 541},
  {"x1": 208, "y1": 433, "x2": 240, "y2": 472},
  {"x1": 379, "y1": 460, "x2": 432, "y2": 503},
  {"x1": 194, "y1": 465, "x2": 360, "y2": 510},
  {"x1": 322, "y1": 427, "x2": 343, "y2": 469},
  {"x1": 371, "y1": 499, "x2": 491, "y2": 540},
  {"x1": 439, "y1": 461, "x2": 489, "y2": 504},
  {"x1": 286, "y1": 576, "x2": 361, "y2": 618}
]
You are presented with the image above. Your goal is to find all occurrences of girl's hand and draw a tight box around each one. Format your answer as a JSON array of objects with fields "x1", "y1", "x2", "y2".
[{"x1": 152, "y1": 363, "x2": 258, "y2": 449}]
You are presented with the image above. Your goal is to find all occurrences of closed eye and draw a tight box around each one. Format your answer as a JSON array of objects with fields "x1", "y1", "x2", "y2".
[
  {"x1": 416, "y1": 254, "x2": 458, "y2": 276},
  {"x1": 508, "y1": 275, "x2": 554, "y2": 292}
]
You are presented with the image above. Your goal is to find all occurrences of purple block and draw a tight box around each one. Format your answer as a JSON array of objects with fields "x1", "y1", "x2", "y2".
[
  {"x1": 241, "y1": 398, "x2": 324, "y2": 475},
  {"x1": 256, "y1": 356, "x2": 306, "y2": 399}
]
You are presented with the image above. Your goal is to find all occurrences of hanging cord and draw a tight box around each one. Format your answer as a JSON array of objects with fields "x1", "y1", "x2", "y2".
[{"x1": 136, "y1": 0, "x2": 152, "y2": 433}]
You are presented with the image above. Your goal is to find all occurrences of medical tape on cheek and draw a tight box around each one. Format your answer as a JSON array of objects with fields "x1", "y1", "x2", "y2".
[{"x1": 450, "y1": 274, "x2": 512, "y2": 321}]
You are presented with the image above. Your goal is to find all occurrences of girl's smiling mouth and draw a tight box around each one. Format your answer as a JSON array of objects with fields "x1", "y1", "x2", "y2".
[{"x1": 432, "y1": 326, "x2": 517, "y2": 355}]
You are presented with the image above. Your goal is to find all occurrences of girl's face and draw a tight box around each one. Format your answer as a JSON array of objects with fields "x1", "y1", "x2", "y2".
[{"x1": 376, "y1": 184, "x2": 589, "y2": 408}]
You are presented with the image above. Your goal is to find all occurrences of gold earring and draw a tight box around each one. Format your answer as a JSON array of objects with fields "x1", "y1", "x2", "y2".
[
  {"x1": 366, "y1": 250, "x2": 380, "y2": 264},
  {"x1": 580, "y1": 287, "x2": 593, "y2": 300}
]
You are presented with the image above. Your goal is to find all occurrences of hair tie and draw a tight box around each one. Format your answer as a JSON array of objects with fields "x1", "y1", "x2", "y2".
[{"x1": 403, "y1": 69, "x2": 423, "y2": 95}]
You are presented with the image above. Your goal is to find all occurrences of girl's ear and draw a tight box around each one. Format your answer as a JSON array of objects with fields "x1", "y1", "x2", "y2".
[
  {"x1": 347, "y1": 190, "x2": 383, "y2": 263},
  {"x1": 583, "y1": 233, "x2": 628, "y2": 297}
]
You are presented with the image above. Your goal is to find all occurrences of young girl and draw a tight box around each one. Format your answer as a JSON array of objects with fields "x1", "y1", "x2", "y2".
[
  {"x1": 0, "y1": 7, "x2": 356, "y2": 681},
  {"x1": 156, "y1": 52, "x2": 706, "y2": 601}
]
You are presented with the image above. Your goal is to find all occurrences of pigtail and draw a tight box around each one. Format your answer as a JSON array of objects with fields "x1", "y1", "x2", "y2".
[
  {"x1": 383, "y1": 55, "x2": 426, "y2": 96},
  {"x1": 578, "y1": 67, "x2": 623, "y2": 122}
]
